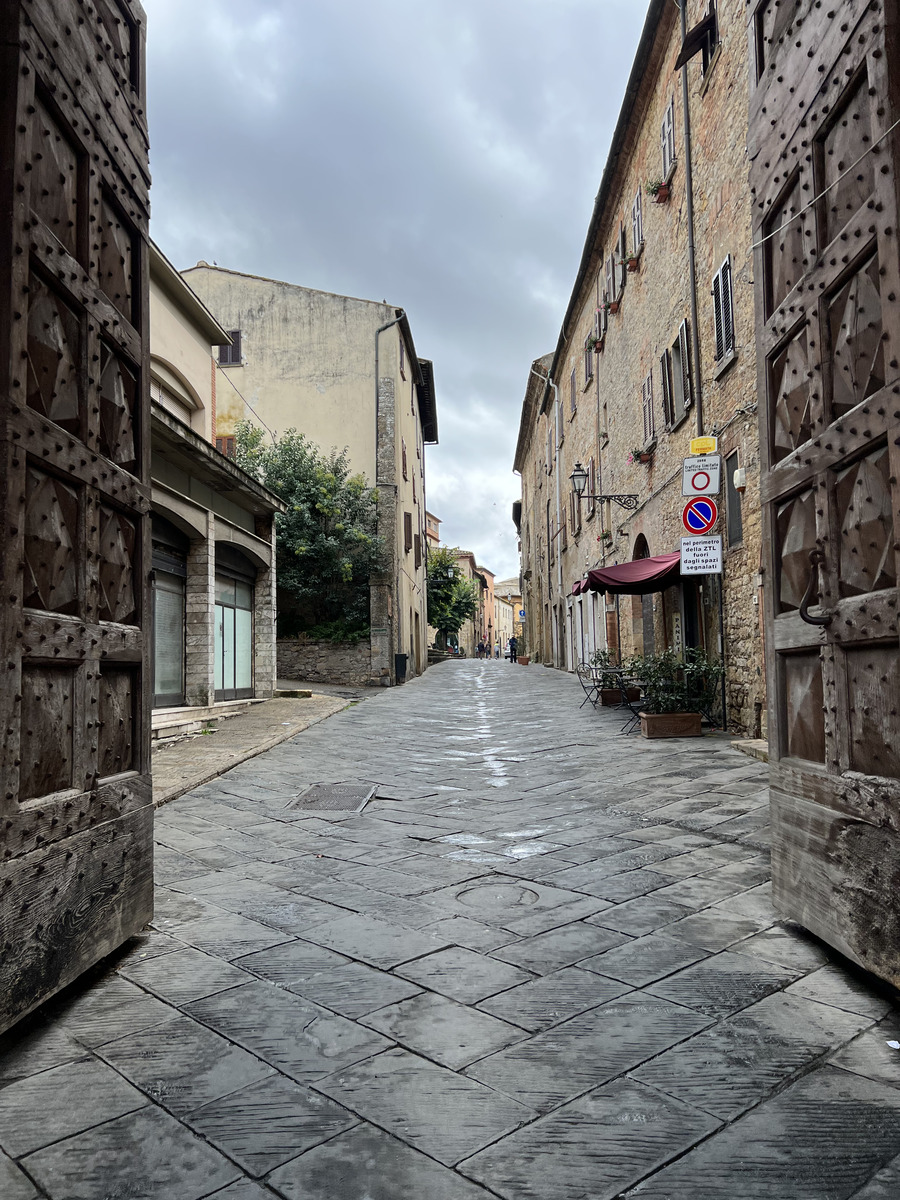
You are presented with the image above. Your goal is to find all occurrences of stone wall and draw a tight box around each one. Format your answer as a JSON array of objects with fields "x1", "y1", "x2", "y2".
[{"x1": 276, "y1": 639, "x2": 380, "y2": 687}]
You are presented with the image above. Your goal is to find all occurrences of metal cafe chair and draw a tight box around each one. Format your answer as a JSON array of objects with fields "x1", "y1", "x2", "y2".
[{"x1": 576, "y1": 661, "x2": 602, "y2": 709}]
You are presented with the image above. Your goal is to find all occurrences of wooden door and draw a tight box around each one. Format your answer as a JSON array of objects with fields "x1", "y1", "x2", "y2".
[
  {"x1": 0, "y1": 0, "x2": 153, "y2": 1033},
  {"x1": 750, "y1": 0, "x2": 900, "y2": 983}
]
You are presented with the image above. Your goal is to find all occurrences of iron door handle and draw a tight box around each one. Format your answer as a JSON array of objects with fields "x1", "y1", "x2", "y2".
[{"x1": 798, "y1": 549, "x2": 834, "y2": 626}]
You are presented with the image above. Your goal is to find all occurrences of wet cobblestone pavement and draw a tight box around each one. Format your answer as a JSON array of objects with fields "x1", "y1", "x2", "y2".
[{"x1": 3, "y1": 659, "x2": 899, "y2": 1199}]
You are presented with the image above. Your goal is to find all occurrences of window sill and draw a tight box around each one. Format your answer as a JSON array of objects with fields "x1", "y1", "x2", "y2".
[
  {"x1": 665, "y1": 411, "x2": 691, "y2": 435},
  {"x1": 713, "y1": 349, "x2": 738, "y2": 380},
  {"x1": 582, "y1": 376, "x2": 594, "y2": 392}
]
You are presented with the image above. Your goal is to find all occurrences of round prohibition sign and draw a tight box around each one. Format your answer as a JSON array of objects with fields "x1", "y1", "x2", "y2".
[
  {"x1": 682, "y1": 497, "x2": 718, "y2": 535},
  {"x1": 687, "y1": 469, "x2": 711, "y2": 493}
]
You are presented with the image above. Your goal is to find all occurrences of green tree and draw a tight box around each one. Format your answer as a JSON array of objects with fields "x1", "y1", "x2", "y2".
[
  {"x1": 233, "y1": 421, "x2": 384, "y2": 639},
  {"x1": 427, "y1": 546, "x2": 478, "y2": 647}
]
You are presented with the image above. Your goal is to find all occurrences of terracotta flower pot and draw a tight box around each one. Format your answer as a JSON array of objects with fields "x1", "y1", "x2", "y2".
[
  {"x1": 600, "y1": 687, "x2": 641, "y2": 706},
  {"x1": 639, "y1": 453, "x2": 653, "y2": 463},
  {"x1": 517, "y1": 656, "x2": 530, "y2": 666},
  {"x1": 607, "y1": 300, "x2": 620, "y2": 314},
  {"x1": 626, "y1": 257, "x2": 639, "y2": 273},
  {"x1": 639, "y1": 711, "x2": 702, "y2": 738},
  {"x1": 654, "y1": 183, "x2": 670, "y2": 203}
]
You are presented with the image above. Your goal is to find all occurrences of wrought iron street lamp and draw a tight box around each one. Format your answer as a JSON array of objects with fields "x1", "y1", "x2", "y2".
[{"x1": 569, "y1": 462, "x2": 639, "y2": 511}]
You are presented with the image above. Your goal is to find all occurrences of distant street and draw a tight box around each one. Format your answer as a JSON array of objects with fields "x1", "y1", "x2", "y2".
[{"x1": 2, "y1": 660, "x2": 899, "y2": 1200}]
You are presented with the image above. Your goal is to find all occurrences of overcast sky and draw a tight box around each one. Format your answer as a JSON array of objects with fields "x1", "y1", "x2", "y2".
[{"x1": 143, "y1": 0, "x2": 648, "y2": 579}]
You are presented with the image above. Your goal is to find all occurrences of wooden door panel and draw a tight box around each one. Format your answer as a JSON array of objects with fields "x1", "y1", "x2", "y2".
[
  {"x1": 0, "y1": 0, "x2": 152, "y2": 1033},
  {"x1": 751, "y1": 0, "x2": 900, "y2": 984}
]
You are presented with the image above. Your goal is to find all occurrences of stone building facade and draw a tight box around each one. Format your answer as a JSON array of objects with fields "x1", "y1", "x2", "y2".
[
  {"x1": 515, "y1": 0, "x2": 766, "y2": 736},
  {"x1": 182, "y1": 265, "x2": 437, "y2": 686},
  {"x1": 149, "y1": 247, "x2": 283, "y2": 737}
]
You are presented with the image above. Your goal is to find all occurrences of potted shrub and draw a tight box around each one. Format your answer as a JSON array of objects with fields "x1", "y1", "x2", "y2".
[
  {"x1": 624, "y1": 247, "x2": 641, "y2": 272},
  {"x1": 632, "y1": 647, "x2": 722, "y2": 738},
  {"x1": 628, "y1": 447, "x2": 653, "y2": 465},
  {"x1": 589, "y1": 647, "x2": 640, "y2": 707},
  {"x1": 646, "y1": 178, "x2": 670, "y2": 203}
]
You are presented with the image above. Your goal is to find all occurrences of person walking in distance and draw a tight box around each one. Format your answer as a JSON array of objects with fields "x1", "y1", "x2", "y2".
[{"x1": 508, "y1": 635, "x2": 518, "y2": 664}]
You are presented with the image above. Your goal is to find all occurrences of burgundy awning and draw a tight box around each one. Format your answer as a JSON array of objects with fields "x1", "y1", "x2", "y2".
[
  {"x1": 571, "y1": 578, "x2": 589, "y2": 595},
  {"x1": 585, "y1": 552, "x2": 681, "y2": 596}
]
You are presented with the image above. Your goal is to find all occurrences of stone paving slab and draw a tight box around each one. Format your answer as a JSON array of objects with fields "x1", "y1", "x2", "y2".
[
  {"x1": 626, "y1": 1068, "x2": 900, "y2": 1199},
  {"x1": 460, "y1": 1075, "x2": 721, "y2": 1200},
  {"x1": 313, "y1": 1046, "x2": 536, "y2": 1166},
  {"x1": 5, "y1": 660, "x2": 900, "y2": 1199},
  {"x1": 267, "y1": 1122, "x2": 495, "y2": 1199}
]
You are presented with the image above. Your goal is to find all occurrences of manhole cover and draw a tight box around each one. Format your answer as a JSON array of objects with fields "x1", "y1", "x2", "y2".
[
  {"x1": 288, "y1": 783, "x2": 376, "y2": 813},
  {"x1": 456, "y1": 883, "x2": 539, "y2": 911}
]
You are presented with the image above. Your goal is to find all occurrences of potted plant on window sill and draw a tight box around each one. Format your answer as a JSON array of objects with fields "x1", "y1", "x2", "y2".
[
  {"x1": 601, "y1": 299, "x2": 620, "y2": 316},
  {"x1": 646, "y1": 179, "x2": 670, "y2": 204},
  {"x1": 624, "y1": 247, "x2": 642, "y2": 273},
  {"x1": 628, "y1": 446, "x2": 653, "y2": 465}
]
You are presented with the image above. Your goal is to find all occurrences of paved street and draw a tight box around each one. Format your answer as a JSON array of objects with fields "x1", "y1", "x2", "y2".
[{"x1": 3, "y1": 659, "x2": 900, "y2": 1200}]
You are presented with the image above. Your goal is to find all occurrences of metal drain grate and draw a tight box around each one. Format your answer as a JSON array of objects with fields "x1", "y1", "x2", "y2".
[{"x1": 288, "y1": 782, "x2": 377, "y2": 814}]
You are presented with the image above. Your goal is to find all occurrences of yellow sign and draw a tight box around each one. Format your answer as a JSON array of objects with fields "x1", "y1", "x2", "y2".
[{"x1": 690, "y1": 436, "x2": 718, "y2": 455}]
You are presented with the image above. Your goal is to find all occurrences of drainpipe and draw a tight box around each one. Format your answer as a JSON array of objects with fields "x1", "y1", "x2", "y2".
[
  {"x1": 374, "y1": 310, "x2": 405, "y2": 681},
  {"x1": 531, "y1": 367, "x2": 563, "y2": 664},
  {"x1": 678, "y1": 0, "x2": 704, "y2": 437},
  {"x1": 375, "y1": 310, "x2": 405, "y2": 486}
]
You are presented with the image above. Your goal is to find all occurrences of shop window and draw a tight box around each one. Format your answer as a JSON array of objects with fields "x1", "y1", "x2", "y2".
[
  {"x1": 214, "y1": 546, "x2": 255, "y2": 701},
  {"x1": 151, "y1": 515, "x2": 189, "y2": 708}
]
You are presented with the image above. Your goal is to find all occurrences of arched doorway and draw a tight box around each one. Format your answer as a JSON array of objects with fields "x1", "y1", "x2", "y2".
[{"x1": 632, "y1": 536, "x2": 655, "y2": 656}]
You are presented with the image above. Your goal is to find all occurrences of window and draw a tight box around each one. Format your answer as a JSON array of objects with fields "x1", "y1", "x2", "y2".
[
  {"x1": 402, "y1": 438, "x2": 408, "y2": 480},
  {"x1": 586, "y1": 456, "x2": 596, "y2": 518},
  {"x1": 677, "y1": 0, "x2": 720, "y2": 75},
  {"x1": 712, "y1": 255, "x2": 736, "y2": 362},
  {"x1": 546, "y1": 419, "x2": 554, "y2": 475},
  {"x1": 404, "y1": 511, "x2": 413, "y2": 553},
  {"x1": 214, "y1": 564, "x2": 254, "y2": 702},
  {"x1": 560, "y1": 508, "x2": 568, "y2": 550},
  {"x1": 548, "y1": 507, "x2": 555, "y2": 565},
  {"x1": 660, "y1": 320, "x2": 693, "y2": 429},
  {"x1": 153, "y1": 570, "x2": 185, "y2": 707},
  {"x1": 595, "y1": 303, "x2": 606, "y2": 343},
  {"x1": 631, "y1": 188, "x2": 643, "y2": 254},
  {"x1": 641, "y1": 371, "x2": 655, "y2": 444},
  {"x1": 583, "y1": 336, "x2": 594, "y2": 386},
  {"x1": 661, "y1": 98, "x2": 676, "y2": 180},
  {"x1": 556, "y1": 397, "x2": 564, "y2": 447},
  {"x1": 218, "y1": 331, "x2": 242, "y2": 366},
  {"x1": 701, "y1": 1, "x2": 720, "y2": 75},
  {"x1": 399, "y1": 337, "x2": 406, "y2": 379},
  {"x1": 605, "y1": 254, "x2": 616, "y2": 306},
  {"x1": 414, "y1": 533, "x2": 422, "y2": 570},
  {"x1": 569, "y1": 367, "x2": 577, "y2": 416},
  {"x1": 569, "y1": 491, "x2": 581, "y2": 536},
  {"x1": 618, "y1": 223, "x2": 628, "y2": 294},
  {"x1": 215, "y1": 435, "x2": 235, "y2": 459},
  {"x1": 726, "y1": 451, "x2": 744, "y2": 546}
]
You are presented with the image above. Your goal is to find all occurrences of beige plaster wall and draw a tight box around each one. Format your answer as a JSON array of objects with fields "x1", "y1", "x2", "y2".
[{"x1": 149, "y1": 276, "x2": 215, "y2": 442}]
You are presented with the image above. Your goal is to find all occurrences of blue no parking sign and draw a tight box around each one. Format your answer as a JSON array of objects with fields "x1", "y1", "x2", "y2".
[{"x1": 682, "y1": 497, "x2": 718, "y2": 535}]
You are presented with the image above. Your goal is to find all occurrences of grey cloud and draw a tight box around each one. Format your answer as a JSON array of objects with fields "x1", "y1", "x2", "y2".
[{"x1": 143, "y1": 0, "x2": 647, "y2": 577}]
